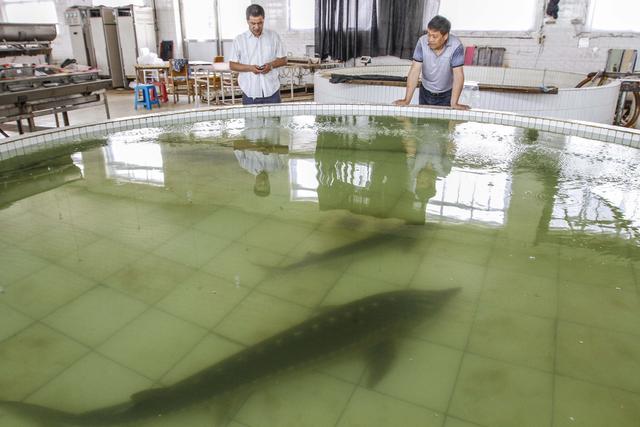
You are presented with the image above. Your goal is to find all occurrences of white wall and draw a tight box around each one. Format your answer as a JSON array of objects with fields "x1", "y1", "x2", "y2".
[
  {"x1": 432, "y1": 0, "x2": 640, "y2": 74},
  {"x1": 263, "y1": 0, "x2": 314, "y2": 57},
  {"x1": 163, "y1": 0, "x2": 314, "y2": 60},
  {"x1": 1, "y1": 0, "x2": 310, "y2": 64},
  {"x1": 10, "y1": 0, "x2": 640, "y2": 74},
  {"x1": 154, "y1": 0, "x2": 184, "y2": 58}
]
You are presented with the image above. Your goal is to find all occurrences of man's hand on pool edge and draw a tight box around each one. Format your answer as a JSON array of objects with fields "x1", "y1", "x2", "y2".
[
  {"x1": 451, "y1": 103, "x2": 470, "y2": 110},
  {"x1": 393, "y1": 99, "x2": 411, "y2": 106}
]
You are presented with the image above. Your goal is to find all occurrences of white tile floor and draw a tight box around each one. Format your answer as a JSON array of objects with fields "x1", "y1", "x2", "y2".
[{"x1": 0, "y1": 88, "x2": 313, "y2": 140}]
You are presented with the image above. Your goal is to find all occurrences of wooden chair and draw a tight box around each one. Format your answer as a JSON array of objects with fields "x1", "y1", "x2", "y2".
[
  {"x1": 220, "y1": 71, "x2": 239, "y2": 104},
  {"x1": 168, "y1": 59, "x2": 194, "y2": 103},
  {"x1": 195, "y1": 71, "x2": 222, "y2": 105}
]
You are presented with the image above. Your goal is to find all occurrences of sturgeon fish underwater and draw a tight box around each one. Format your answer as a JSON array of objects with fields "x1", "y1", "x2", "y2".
[
  {"x1": 0, "y1": 288, "x2": 460, "y2": 426},
  {"x1": 268, "y1": 231, "x2": 418, "y2": 272}
]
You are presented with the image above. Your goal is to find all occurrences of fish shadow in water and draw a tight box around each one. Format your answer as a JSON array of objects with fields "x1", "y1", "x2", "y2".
[
  {"x1": 255, "y1": 229, "x2": 421, "y2": 277},
  {"x1": 0, "y1": 288, "x2": 459, "y2": 426}
]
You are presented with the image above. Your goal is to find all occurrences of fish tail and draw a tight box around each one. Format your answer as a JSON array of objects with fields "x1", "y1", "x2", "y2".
[
  {"x1": 0, "y1": 400, "x2": 85, "y2": 425},
  {"x1": 0, "y1": 400, "x2": 133, "y2": 426}
]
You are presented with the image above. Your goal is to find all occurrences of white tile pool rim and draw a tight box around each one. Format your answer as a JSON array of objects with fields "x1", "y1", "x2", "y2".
[{"x1": 1, "y1": 103, "x2": 639, "y2": 160}]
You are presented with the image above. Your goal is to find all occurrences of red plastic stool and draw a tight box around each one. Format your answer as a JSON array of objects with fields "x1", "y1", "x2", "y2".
[{"x1": 152, "y1": 81, "x2": 169, "y2": 103}]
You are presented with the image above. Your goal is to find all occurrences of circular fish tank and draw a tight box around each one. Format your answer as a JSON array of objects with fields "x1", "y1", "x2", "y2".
[
  {"x1": 0, "y1": 104, "x2": 639, "y2": 426},
  {"x1": 315, "y1": 65, "x2": 622, "y2": 125}
]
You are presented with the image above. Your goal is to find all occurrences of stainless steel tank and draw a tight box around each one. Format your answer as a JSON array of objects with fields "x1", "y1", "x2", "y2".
[{"x1": 0, "y1": 23, "x2": 57, "y2": 42}]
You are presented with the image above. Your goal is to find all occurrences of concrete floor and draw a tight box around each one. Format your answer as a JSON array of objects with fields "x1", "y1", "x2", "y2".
[{"x1": 1, "y1": 88, "x2": 313, "y2": 139}]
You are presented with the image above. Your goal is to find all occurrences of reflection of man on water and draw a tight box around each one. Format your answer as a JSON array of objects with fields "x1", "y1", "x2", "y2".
[
  {"x1": 233, "y1": 117, "x2": 288, "y2": 197},
  {"x1": 403, "y1": 125, "x2": 454, "y2": 204},
  {"x1": 314, "y1": 117, "x2": 454, "y2": 224}
]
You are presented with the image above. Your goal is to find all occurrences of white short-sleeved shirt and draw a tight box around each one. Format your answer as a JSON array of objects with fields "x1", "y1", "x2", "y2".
[{"x1": 229, "y1": 29, "x2": 286, "y2": 98}]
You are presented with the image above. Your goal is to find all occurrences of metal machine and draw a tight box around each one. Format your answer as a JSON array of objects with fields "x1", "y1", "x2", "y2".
[
  {"x1": 0, "y1": 71, "x2": 112, "y2": 135},
  {"x1": 0, "y1": 23, "x2": 57, "y2": 62},
  {"x1": 65, "y1": 7, "x2": 94, "y2": 67},
  {"x1": 0, "y1": 19, "x2": 112, "y2": 137},
  {"x1": 115, "y1": 6, "x2": 157, "y2": 81},
  {"x1": 65, "y1": 6, "x2": 126, "y2": 88},
  {"x1": 89, "y1": 7, "x2": 125, "y2": 88}
]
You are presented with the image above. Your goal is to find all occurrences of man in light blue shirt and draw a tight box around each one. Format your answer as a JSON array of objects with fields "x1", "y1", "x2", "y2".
[
  {"x1": 229, "y1": 4, "x2": 287, "y2": 105},
  {"x1": 394, "y1": 15, "x2": 469, "y2": 109}
]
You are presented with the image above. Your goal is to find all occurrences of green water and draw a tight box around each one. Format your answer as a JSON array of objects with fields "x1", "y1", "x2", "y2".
[{"x1": 0, "y1": 115, "x2": 639, "y2": 427}]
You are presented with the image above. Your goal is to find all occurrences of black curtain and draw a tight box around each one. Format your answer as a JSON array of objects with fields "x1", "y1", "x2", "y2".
[
  {"x1": 376, "y1": 0, "x2": 424, "y2": 59},
  {"x1": 546, "y1": 0, "x2": 560, "y2": 19},
  {"x1": 315, "y1": 0, "x2": 424, "y2": 61}
]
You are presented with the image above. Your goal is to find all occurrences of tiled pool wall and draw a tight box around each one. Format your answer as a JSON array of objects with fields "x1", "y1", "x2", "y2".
[
  {"x1": 314, "y1": 65, "x2": 620, "y2": 125},
  {"x1": 1, "y1": 103, "x2": 639, "y2": 163}
]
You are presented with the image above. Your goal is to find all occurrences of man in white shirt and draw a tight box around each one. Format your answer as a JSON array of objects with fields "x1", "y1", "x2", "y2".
[{"x1": 229, "y1": 4, "x2": 287, "y2": 105}]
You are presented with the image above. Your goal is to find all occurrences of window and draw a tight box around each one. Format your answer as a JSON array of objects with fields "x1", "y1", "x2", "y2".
[
  {"x1": 92, "y1": 0, "x2": 145, "y2": 6},
  {"x1": 289, "y1": 0, "x2": 315, "y2": 30},
  {"x1": 3, "y1": 0, "x2": 57, "y2": 24},
  {"x1": 587, "y1": 0, "x2": 640, "y2": 32},
  {"x1": 438, "y1": 0, "x2": 537, "y2": 32},
  {"x1": 219, "y1": 0, "x2": 251, "y2": 40},
  {"x1": 181, "y1": 0, "x2": 216, "y2": 40}
]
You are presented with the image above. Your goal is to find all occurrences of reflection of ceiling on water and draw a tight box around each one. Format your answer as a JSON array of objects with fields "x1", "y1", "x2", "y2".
[
  {"x1": 103, "y1": 141, "x2": 165, "y2": 187},
  {"x1": 288, "y1": 158, "x2": 509, "y2": 226},
  {"x1": 289, "y1": 158, "x2": 318, "y2": 202},
  {"x1": 33, "y1": 115, "x2": 640, "y2": 239},
  {"x1": 313, "y1": 116, "x2": 454, "y2": 145},
  {"x1": 287, "y1": 116, "x2": 318, "y2": 151},
  {"x1": 190, "y1": 118, "x2": 290, "y2": 145},
  {"x1": 286, "y1": 119, "x2": 516, "y2": 225},
  {"x1": 550, "y1": 136, "x2": 640, "y2": 238},
  {"x1": 427, "y1": 167, "x2": 508, "y2": 225},
  {"x1": 70, "y1": 152, "x2": 85, "y2": 178},
  {"x1": 289, "y1": 157, "x2": 373, "y2": 202},
  {"x1": 452, "y1": 122, "x2": 521, "y2": 171},
  {"x1": 107, "y1": 128, "x2": 165, "y2": 144},
  {"x1": 319, "y1": 160, "x2": 372, "y2": 188},
  {"x1": 551, "y1": 186, "x2": 640, "y2": 238}
]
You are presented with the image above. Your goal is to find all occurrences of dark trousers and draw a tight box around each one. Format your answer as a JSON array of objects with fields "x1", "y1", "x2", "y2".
[
  {"x1": 242, "y1": 91, "x2": 281, "y2": 105},
  {"x1": 419, "y1": 86, "x2": 452, "y2": 107}
]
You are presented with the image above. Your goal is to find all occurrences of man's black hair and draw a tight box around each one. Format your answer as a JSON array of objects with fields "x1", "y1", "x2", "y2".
[
  {"x1": 246, "y1": 4, "x2": 265, "y2": 20},
  {"x1": 427, "y1": 15, "x2": 451, "y2": 35}
]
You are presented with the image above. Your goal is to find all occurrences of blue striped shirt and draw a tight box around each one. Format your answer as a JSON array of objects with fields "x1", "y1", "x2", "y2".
[{"x1": 412, "y1": 34, "x2": 464, "y2": 93}]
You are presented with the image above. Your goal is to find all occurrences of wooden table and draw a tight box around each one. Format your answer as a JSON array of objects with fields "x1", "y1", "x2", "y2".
[{"x1": 134, "y1": 64, "x2": 170, "y2": 86}]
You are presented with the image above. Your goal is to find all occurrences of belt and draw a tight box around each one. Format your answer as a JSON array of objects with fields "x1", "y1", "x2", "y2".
[{"x1": 423, "y1": 88, "x2": 451, "y2": 98}]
